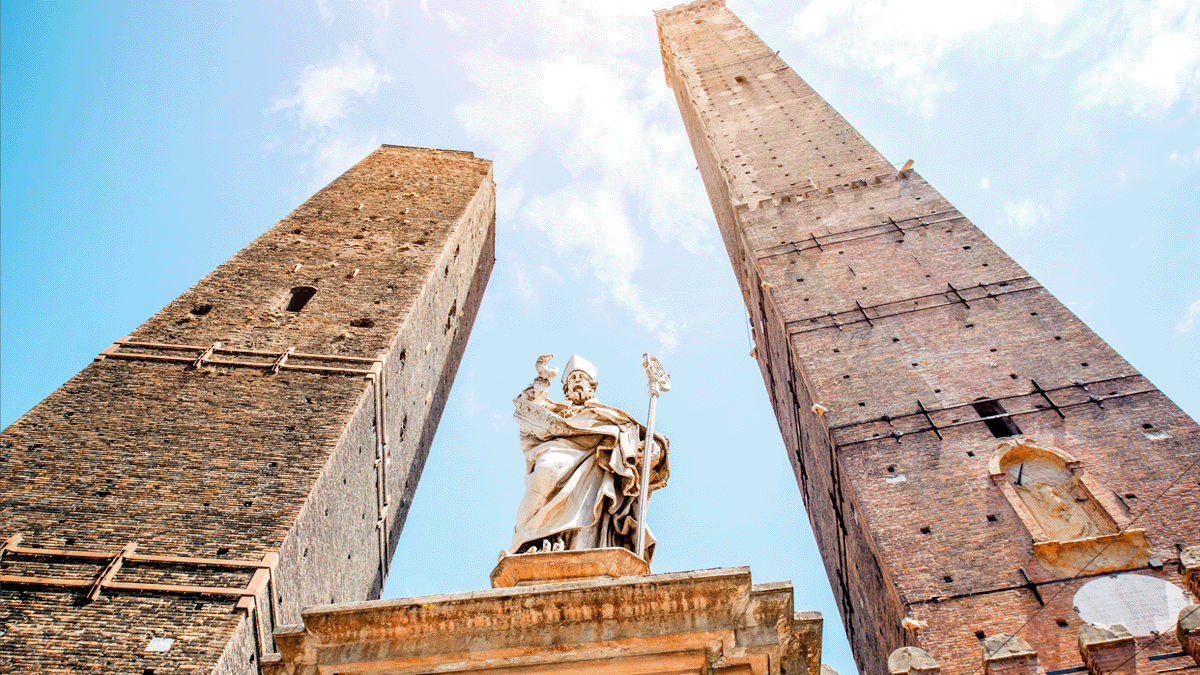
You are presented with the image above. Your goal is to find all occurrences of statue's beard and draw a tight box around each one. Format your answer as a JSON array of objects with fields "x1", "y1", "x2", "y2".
[{"x1": 566, "y1": 387, "x2": 593, "y2": 405}]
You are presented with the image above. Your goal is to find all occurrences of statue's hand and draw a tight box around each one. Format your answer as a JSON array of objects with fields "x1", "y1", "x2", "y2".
[{"x1": 535, "y1": 354, "x2": 558, "y2": 382}]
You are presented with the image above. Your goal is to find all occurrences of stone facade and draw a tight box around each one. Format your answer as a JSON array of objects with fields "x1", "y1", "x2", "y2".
[
  {"x1": 655, "y1": 2, "x2": 1200, "y2": 674},
  {"x1": 265, "y1": 566, "x2": 824, "y2": 675},
  {"x1": 0, "y1": 145, "x2": 495, "y2": 674}
]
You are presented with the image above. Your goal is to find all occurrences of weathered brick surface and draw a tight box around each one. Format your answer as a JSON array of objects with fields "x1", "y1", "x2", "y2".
[
  {"x1": 657, "y1": 3, "x2": 1200, "y2": 674},
  {"x1": 0, "y1": 145, "x2": 495, "y2": 673}
]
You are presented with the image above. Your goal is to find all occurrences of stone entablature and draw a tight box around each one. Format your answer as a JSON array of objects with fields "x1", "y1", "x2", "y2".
[{"x1": 264, "y1": 567, "x2": 825, "y2": 675}]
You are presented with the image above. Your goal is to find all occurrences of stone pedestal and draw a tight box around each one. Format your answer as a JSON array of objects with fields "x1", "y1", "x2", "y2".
[
  {"x1": 1078, "y1": 623, "x2": 1136, "y2": 675},
  {"x1": 264, "y1": 566, "x2": 827, "y2": 675},
  {"x1": 490, "y1": 547, "x2": 649, "y2": 588}
]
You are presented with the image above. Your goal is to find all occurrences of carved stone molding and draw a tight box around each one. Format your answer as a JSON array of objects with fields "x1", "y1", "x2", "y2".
[{"x1": 265, "y1": 567, "x2": 826, "y2": 675}]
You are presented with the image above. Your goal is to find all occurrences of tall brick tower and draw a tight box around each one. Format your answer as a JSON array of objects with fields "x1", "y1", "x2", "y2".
[
  {"x1": 656, "y1": 2, "x2": 1200, "y2": 674},
  {"x1": 0, "y1": 145, "x2": 494, "y2": 674}
]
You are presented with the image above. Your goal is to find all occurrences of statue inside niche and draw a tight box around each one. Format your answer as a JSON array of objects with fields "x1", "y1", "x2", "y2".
[
  {"x1": 507, "y1": 354, "x2": 669, "y2": 560},
  {"x1": 1003, "y1": 449, "x2": 1117, "y2": 541}
]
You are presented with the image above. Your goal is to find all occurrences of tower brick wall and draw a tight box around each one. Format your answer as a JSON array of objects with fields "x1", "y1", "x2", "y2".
[
  {"x1": 0, "y1": 145, "x2": 495, "y2": 674},
  {"x1": 656, "y1": 3, "x2": 1200, "y2": 674}
]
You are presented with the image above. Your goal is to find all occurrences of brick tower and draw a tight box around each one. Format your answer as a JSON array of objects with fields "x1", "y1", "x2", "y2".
[
  {"x1": 656, "y1": 2, "x2": 1200, "y2": 674},
  {"x1": 0, "y1": 145, "x2": 495, "y2": 674}
]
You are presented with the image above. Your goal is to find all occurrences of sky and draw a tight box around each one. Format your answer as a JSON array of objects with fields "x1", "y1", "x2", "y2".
[{"x1": 2, "y1": 1, "x2": 1198, "y2": 673}]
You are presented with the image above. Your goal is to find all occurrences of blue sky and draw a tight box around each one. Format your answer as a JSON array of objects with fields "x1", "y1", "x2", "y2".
[{"x1": 2, "y1": 1, "x2": 1197, "y2": 673}]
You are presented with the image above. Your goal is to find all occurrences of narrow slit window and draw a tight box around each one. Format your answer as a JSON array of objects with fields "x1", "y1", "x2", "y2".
[
  {"x1": 285, "y1": 286, "x2": 317, "y2": 312},
  {"x1": 972, "y1": 400, "x2": 1021, "y2": 438}
]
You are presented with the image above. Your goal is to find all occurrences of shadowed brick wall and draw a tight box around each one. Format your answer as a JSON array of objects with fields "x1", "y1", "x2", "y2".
[
  {"x1": 656, "y1": 3, "x2": 1200, "y2": 674},
  {"x1": 0, "y1": 145, "x2": 495, "y2": 674}
]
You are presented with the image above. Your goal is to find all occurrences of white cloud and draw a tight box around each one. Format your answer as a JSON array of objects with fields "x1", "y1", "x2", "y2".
[
  {"x1": 314, "y1": 134, "x2": 378, "y2": 188},
  {"x1": 1169, "y1": 147, "x2": 1200, "y2": 164},
  {"x1": 270, "y1": 45, "x2": 390, "y2": 128},
  {"x1": 316, "y1": 0, "x2": 333, "y2": 24},
  {"x1": 439, "y1": 10, "x2": 465, "y2": 31},
  {"x1": 786, "y1": 0, "x2": 1200, "y2": 119},
  {"x1": 979, "y1": 176, "x2": 991, "y2": 189},
  {"x1": 1177, "y1": 299, "x2": 1200, "y2": 335},
  {"x1": 1003, "y1": 198, "x2": 1051, "y2": 231},
  {"x1": 1077, "y1": 0, "x2": 1200, "y2": 116},
  {"x1": 789, "y1": 0, "x2": 1082, "y2": 117},
  {"x1": 452, "y1": 1, "x2": 712, "y2": 351}
]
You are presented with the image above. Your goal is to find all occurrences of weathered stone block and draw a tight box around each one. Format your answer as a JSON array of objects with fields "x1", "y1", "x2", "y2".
[
  {"x1": 489, "y1": 548, "x2": 650, "y2": 588},
  {"x1": 1078, "y1": 623, "x2": 1136, "y2": 675}
]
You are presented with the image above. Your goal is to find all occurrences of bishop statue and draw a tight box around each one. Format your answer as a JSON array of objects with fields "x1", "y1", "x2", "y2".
[{"x1": 509, "y1": 354, "x2": 670, "y2": 561}]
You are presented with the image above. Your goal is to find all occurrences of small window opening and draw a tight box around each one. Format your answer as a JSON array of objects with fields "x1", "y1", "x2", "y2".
[
  {"x1": 1142, "y1": 423, "x2": 1154, "y2": 429},
  {"x1": 986, "y1": 514, "x2": 998, "y2": 522},
  {"x1": 975, "y1": 631, "x2": 986, "y2": 640},
  {"x1": 190, "y1": 304, "x2": 213, "y2": 316},
  {"x1": 944, "y1": 575, "x2": 953, "y2": 583},
  {"x1": 966, "y1": 451, "x2": 975, "y2": 457},
  {"x1": 859, "y1": 402, "x2": 866, "y2": 407},
  {"x1": 285, "y1": 286, "x2": 317, "y2": 312},
  {"x1": 1054, "y1": 336, "x2": 1062, "y2": 340},
  {"x1": 1124, "y1": 493, "x2": 1137, "y2": 500},
  {"x1": 1056, "y1": 619, "x2": 1069, "y2": 627},
  {"x1": 973, "y1": 400, "x2": 1021, "y2": 438},
  {"x1": 216, "y1": 547, "x2": 229, "y2": 556},
  {"x1": 242, "y1": 501, "x2": 252, "y2": 508},
  {"x1": 920, "y1": 526, "x2": 931, "y2": 534},
  {"x1": 892, "y1": 337, "x2": 900, "y2": 342}
]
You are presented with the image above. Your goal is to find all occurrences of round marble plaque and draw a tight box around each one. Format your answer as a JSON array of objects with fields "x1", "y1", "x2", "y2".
[{"x1": 1073, "y1": 574, "x2": 1192, "y2": 636}]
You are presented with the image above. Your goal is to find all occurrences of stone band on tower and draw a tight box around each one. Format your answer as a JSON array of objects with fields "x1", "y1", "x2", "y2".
[
  {"x1": 656, "y1": 2, "x2": 1200, "y2": 673},
  {"x1": 0, "y1": 145, "x2": 495, "y2": 674}
]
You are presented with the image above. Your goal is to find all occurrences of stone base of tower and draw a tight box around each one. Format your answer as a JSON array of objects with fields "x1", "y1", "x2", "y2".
[{"x1": 265, "y1": 567, "x2": 828, "y2": 675}]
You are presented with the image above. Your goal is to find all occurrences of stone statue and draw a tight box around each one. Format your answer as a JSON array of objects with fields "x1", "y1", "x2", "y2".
[{"x1": 508, "y1": 354, "x2": 669, "y2": 560}]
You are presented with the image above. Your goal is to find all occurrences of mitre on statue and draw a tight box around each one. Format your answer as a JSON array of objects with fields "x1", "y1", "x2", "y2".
[{"x1": 560, "y1": 354, "x2": 599, "y2": 382}]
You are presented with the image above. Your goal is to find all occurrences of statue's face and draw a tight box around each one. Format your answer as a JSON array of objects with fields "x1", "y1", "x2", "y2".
[{"x1": 563, "y1": 370, "x2": 596, "y2": 404}]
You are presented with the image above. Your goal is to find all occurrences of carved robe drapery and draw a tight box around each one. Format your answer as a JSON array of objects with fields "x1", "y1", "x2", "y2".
[{"x1": 511, "y1": 397, "x2": 669, "y2": 560}]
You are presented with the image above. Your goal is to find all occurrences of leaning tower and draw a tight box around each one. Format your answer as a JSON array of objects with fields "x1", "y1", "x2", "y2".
[
  {"x1": 0, "y1": 145, "x2": 494, "y2": 674},
  {"x1": 656, "y1": 2, "x2": 1200, "y2": 673}
]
